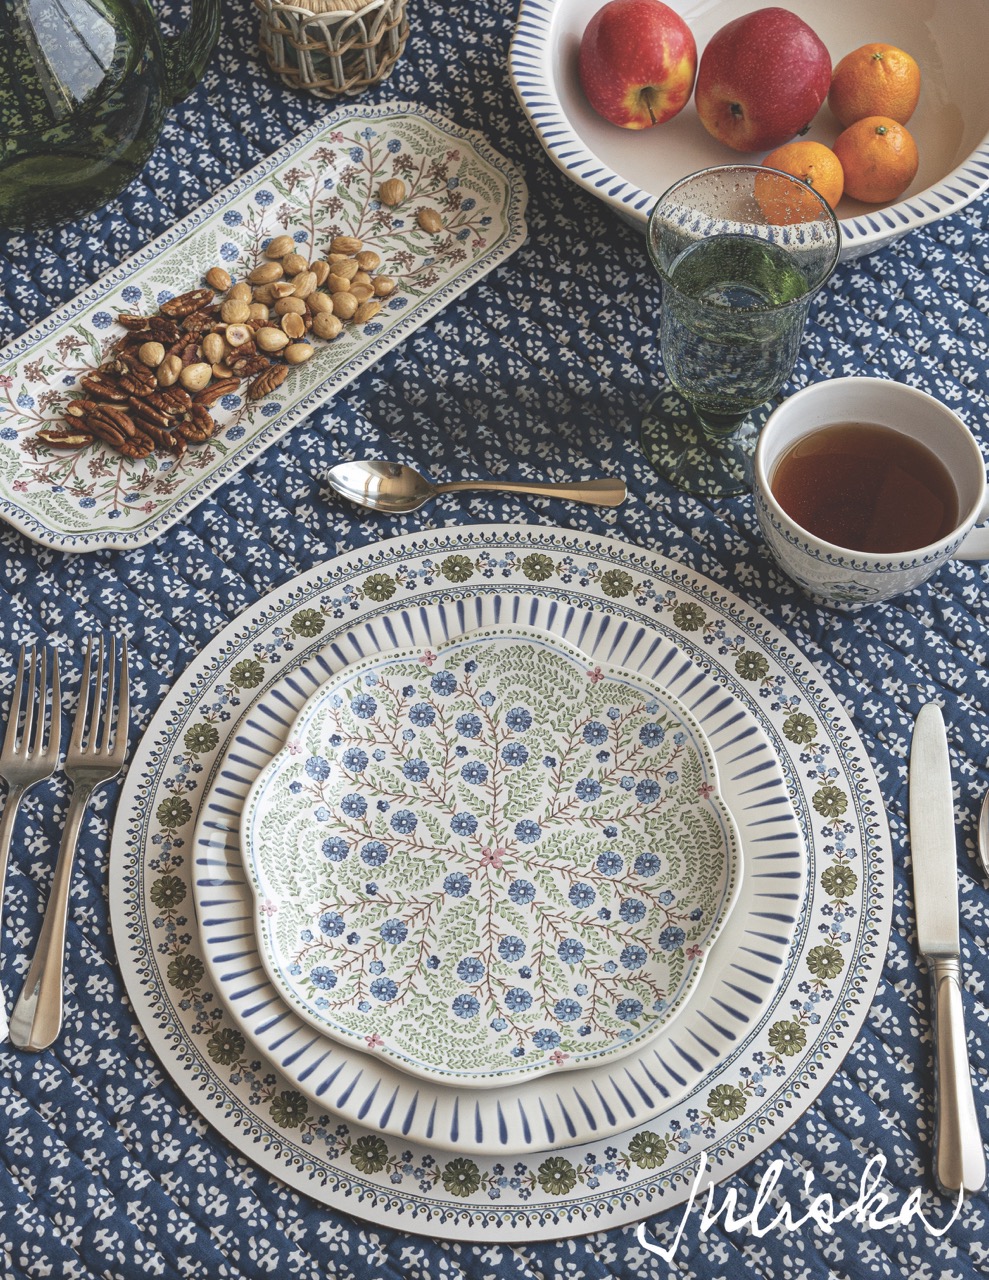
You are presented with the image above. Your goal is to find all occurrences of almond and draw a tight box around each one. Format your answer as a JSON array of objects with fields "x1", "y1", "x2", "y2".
[
  {"x1": 417, "y1": 207, "x2": 443, "y2": 233},
  {"x1": 378, "y1": 178, "x2": 406, "y2": 206},
  {"x1": 248, "y1": 261, "x2": 283, "y2": 285},
  {"x1": 265, "y1": 234, "x2": 295, "y2": 259},
  {"x1": 205, "y1": 266, "x2": 232, "y2": 291}
]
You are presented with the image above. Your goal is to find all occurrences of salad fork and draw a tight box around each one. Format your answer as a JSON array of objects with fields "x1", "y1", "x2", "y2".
[
  {"x1": 10, "y1": 636, "x2": 128, "y2": 1052},
  {"x1": 0, "y1": 645, "x2": 61, "y2": 1038}
]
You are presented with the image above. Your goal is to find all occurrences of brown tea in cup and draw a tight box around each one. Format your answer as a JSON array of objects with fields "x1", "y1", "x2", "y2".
[{"x1": 770, "y1": 421, "x2": 960, "y2": 554}]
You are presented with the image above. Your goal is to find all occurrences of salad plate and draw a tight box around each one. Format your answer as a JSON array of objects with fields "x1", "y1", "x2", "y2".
[
  {"x1": 113, "y1": 526, "x2": 891, "y2": 1239},
  {"x1": 193, "y1": 590, "x2": 801, "y2": 1154},
  {"x1": 240, "y1": 625, "x2": 742, "y2": 1086},
  {"x1": 0, "y1": 102, "x2": 526, "y2": 551}
]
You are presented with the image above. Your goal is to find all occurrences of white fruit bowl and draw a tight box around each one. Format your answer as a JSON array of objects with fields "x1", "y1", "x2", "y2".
[{"x1": 509, "y1": 0, "x2": 989, "y2": 260}]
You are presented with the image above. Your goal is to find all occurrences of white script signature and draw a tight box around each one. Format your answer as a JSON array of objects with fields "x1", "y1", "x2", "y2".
[{"x1": 636, "y1": 1151, "x2": 965, "y2": 1264}]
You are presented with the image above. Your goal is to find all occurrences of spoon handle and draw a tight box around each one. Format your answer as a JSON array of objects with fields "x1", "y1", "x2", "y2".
[{"x1": 434, "y1": 477, "x2": 626, "y2": 507}]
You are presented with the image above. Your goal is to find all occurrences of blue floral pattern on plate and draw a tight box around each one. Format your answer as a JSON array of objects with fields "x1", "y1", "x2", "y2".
[{"x1": 242, "y1": 627, "x2": 741, "y2": 1085}]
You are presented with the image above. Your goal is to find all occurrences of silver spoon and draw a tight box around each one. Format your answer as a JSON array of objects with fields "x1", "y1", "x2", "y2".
[
  {"x1": 979, "y1": 789, "x2": 989, "y2": 881},
  {"x1": 326, "y1": 460, "x2": 627, "y2": 514}
]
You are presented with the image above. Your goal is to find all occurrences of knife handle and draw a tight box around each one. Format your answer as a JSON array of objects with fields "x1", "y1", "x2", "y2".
[{"x1": 930, "y1": 956, "x2": 986, "y2": 1195}]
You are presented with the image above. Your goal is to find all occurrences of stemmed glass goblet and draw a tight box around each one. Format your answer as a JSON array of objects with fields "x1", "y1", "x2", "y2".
[{"x1": 641, "y1": 164, "x2": 841, "y2": 498}]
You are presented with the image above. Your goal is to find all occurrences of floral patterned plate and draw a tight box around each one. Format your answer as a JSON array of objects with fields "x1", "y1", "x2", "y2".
[
  {"x1": 112, "y1": 526, "x2": 891, "y2": 1240},
  {"x1": 0, "y1": 103, "x2": 526, "y2": 551},
  {"x1": 240, "y1": 626, "x2": 742, "y2": 1086},
  {"x1": 194, "y1": 597, "x2": 801, "y2": 1154}
]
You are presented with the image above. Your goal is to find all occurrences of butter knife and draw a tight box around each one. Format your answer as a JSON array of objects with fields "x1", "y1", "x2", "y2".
[{"x1": 909, "y1": 703, "x2": 986, "y2": 1196}]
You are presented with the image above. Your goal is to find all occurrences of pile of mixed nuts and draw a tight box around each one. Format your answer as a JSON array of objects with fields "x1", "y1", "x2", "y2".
[{"x1": 37, "y1": 233, "x2": 400, "y2": 462}]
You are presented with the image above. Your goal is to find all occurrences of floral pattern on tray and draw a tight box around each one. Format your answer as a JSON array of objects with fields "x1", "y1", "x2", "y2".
[
  {"x1": 111, "y1": 526, "x2": 892, "y2": 1240},
  {"x1": 0, "y1": 103, "x2": 527, "y2": 550},
  {"x1": 242, "y1": 628, "x2": 741, "y2": 1084}
]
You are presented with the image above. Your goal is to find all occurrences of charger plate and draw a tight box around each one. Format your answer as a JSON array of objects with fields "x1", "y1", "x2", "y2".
[
  {"x1": 110, "y1": 525, "x2": 892, "y2": 1241},
  {"x1": 239, "y1": 624, "x2": 743, "y2": 1087}
]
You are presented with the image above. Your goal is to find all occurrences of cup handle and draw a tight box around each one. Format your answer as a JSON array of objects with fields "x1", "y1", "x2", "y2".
[{"x1": 957, "y1": 494, "x2": 989, "y2": 561}]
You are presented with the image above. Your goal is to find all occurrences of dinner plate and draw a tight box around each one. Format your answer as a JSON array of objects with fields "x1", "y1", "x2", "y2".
[
  {"x1": 0, "y1": 102, "x2": 526, "y2": 552},
  {"x1": 112, "y1": 525, "x2": 892, "y2": 1240},
  {"x1": 240, "y1": 624, "x2": 742, "y2": 1087},
  {"x1": 193, "y1": 589, "x2": 800, "y2": 1154}
]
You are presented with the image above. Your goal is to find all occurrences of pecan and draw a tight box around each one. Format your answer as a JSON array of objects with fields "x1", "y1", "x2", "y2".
[
  {"x1": 146, "y1": 386, "x2": 192, "y2": 417},
  {"x1": 173, "y1": 403, "x2": 216, "y2": 443},
  {"x1": 109, "y1": 345, "x2": 157, "y2": 373},
  {"x1": 193, "y1": 377, "x2": 239, "y2": 407},
  {"x1": 118, "y1": 437, "x2": 155, "y2": 460},
  {"x1": 175, "y1": 416, "x2": 211, "y2": 444},
  {"x1": 111, "y1": 333, "x2": 149, "y2": 355},
  {"x1": 228, "y1": 351, "x2": 269, "y2": 378},
  {"x1": 80, "y1": 371, "x2": 129, "y2": 402},
  {"x1": 148, "y1": 316, "x2": 181, "y2": 344},
  {"x1": 128, "y1": 397, "x2": 171, "y2": 431},
  {"x1": 77, "y1": 415, "x2": 126, "y2": 448},
  {"x1": 247, "y1": 363, "x2": 289, "y2": 399},
  {"x1": 128, "y1": 415, "x2": 182, "y2": 454},
  {"x1": 116, "y1": 313, "x2": 153, "y2": 331},
  {"x1": 108, "y1": 347, "x2": 147, "y2": 372},
  {"x1": 36, "y1": 428, "x2": 94, "y2": 449},
  {"x1": 116, "y1": 365, "x2": 158, "y2": 397},
  {"x1": 189, "y1": 403, "x2": 217, "y2": 436},
  {"x1": 159, "y1": 288, "x2": 214, "y2": 318},
  {"x1": 84, "y1": 402, "x2": 139, "y2": 442},
  {"x1": 181, "y1": 307, "x2": 220, "y2": 337}
]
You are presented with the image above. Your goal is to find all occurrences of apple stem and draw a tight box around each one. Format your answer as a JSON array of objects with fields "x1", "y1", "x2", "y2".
[{"x1": 640, "y1": 87, "x2": 660, "y2": 127}]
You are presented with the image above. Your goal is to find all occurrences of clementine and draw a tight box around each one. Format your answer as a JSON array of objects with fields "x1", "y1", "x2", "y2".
[
  {"x1": 833, "y1": 116, "x2": 919, "y2": 203},
  {"x1": 828, "y1": 43, "x2": 921, "y2": 127},
  {"x1": 756, "y1": 141, "x2": 845, "y2": 222}
]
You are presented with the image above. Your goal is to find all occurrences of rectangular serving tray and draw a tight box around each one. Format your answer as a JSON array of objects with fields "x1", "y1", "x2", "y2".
[{"x1": 0, "y1": 103, "x2": 527, "y2": 552}]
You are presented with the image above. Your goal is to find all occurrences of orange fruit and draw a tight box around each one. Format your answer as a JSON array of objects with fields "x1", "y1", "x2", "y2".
[
  {"x1": 828, "y1": 43, "x2": 921, "y2": 127},
  {"x1": 756, "y1": 141, "x2": 845, "y2": 223},
  {"x1": 833, "y1": 116, "x2": 919, "y2": 203}
]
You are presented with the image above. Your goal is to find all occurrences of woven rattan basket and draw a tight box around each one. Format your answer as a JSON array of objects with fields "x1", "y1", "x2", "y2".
[{"x1": 255, "y1": 0, "x2": 408, "y2": 97}]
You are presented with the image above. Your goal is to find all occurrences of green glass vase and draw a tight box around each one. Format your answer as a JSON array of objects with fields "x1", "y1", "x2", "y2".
[{"x1": 0, "y1": 0, "x2": 220, "y2": 231}]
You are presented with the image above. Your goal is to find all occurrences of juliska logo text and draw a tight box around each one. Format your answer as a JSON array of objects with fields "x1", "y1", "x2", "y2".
[{"x1": 635, "y1": 1152, "x2": 964, "y2": 1263}]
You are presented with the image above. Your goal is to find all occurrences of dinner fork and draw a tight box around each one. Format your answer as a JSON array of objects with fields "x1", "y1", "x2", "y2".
[
  {"x1": 0, "y1": 645, "x2": 61, "y2": 1038},
  {"x1": 9, "y1": 636, "x2": 128, "y2": 1052}
]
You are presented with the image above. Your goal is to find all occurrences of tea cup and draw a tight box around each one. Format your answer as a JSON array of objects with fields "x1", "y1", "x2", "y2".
[{"x1": 753, "y1": 377, "x2": 989, "y2": 606}]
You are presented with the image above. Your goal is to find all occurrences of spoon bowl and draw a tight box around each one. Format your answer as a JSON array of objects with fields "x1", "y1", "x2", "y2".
[
  {"x1": 979, "y1": 789, "x2": 989, "y2": 881},
  {"x1": 326, "y1": 460, "x2": 627, "y2": 514}
]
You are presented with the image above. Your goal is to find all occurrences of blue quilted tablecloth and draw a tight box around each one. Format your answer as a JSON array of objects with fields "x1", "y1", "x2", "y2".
[{"x1": 1, "y1": 2, "x2": 988, "y2": 1276}]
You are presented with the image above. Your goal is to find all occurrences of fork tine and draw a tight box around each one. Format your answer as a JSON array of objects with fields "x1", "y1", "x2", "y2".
[
  {"x1": 116, "y1": 637, "x2": 128, "y2": 747},
  {"x1": 24, "y1": 646, "x2": 39, "y2": 757},
  {"x1": 29, "y1": 648, "x2": 47, "y2": 757},
  {"x1": 2, "y1": 645, "x2": 28, "y2": 756},
  {"x1": 98, "y1": 637, "x2": 116, "y2": 754},
  {"x1": 50, "y1": 650, "x2": 61, "y2": 749},
  {"x1": 71, "y1": 637, "x2": 96, "y2": 753},
  {"x1": 115, "y1": 637, "x2": 128, "y2": 762},
  {"x1": 32, "y1": 648, "x2": 61, "y2": 758}
]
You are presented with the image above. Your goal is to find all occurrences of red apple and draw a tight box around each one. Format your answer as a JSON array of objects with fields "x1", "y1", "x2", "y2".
[
  {"x1": 694, "y1": 7, "x2": 831, "y2": 152},
  {"x1": 578, "y1": 0, "x2": 697, "y2": 130}
]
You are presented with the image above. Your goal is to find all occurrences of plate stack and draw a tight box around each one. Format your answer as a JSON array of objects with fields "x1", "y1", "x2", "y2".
[
  {"x1": 113, "y1": 526, "x2": 890, "y2": 1240},
  {"x1": 193, "y1": 596, "x2": 802, "y2": 1155}
]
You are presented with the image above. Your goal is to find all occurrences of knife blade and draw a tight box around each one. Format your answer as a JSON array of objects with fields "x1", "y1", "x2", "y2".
[{"x1": 909, "y1": 703, "x2": 986, "y2": 1196}]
